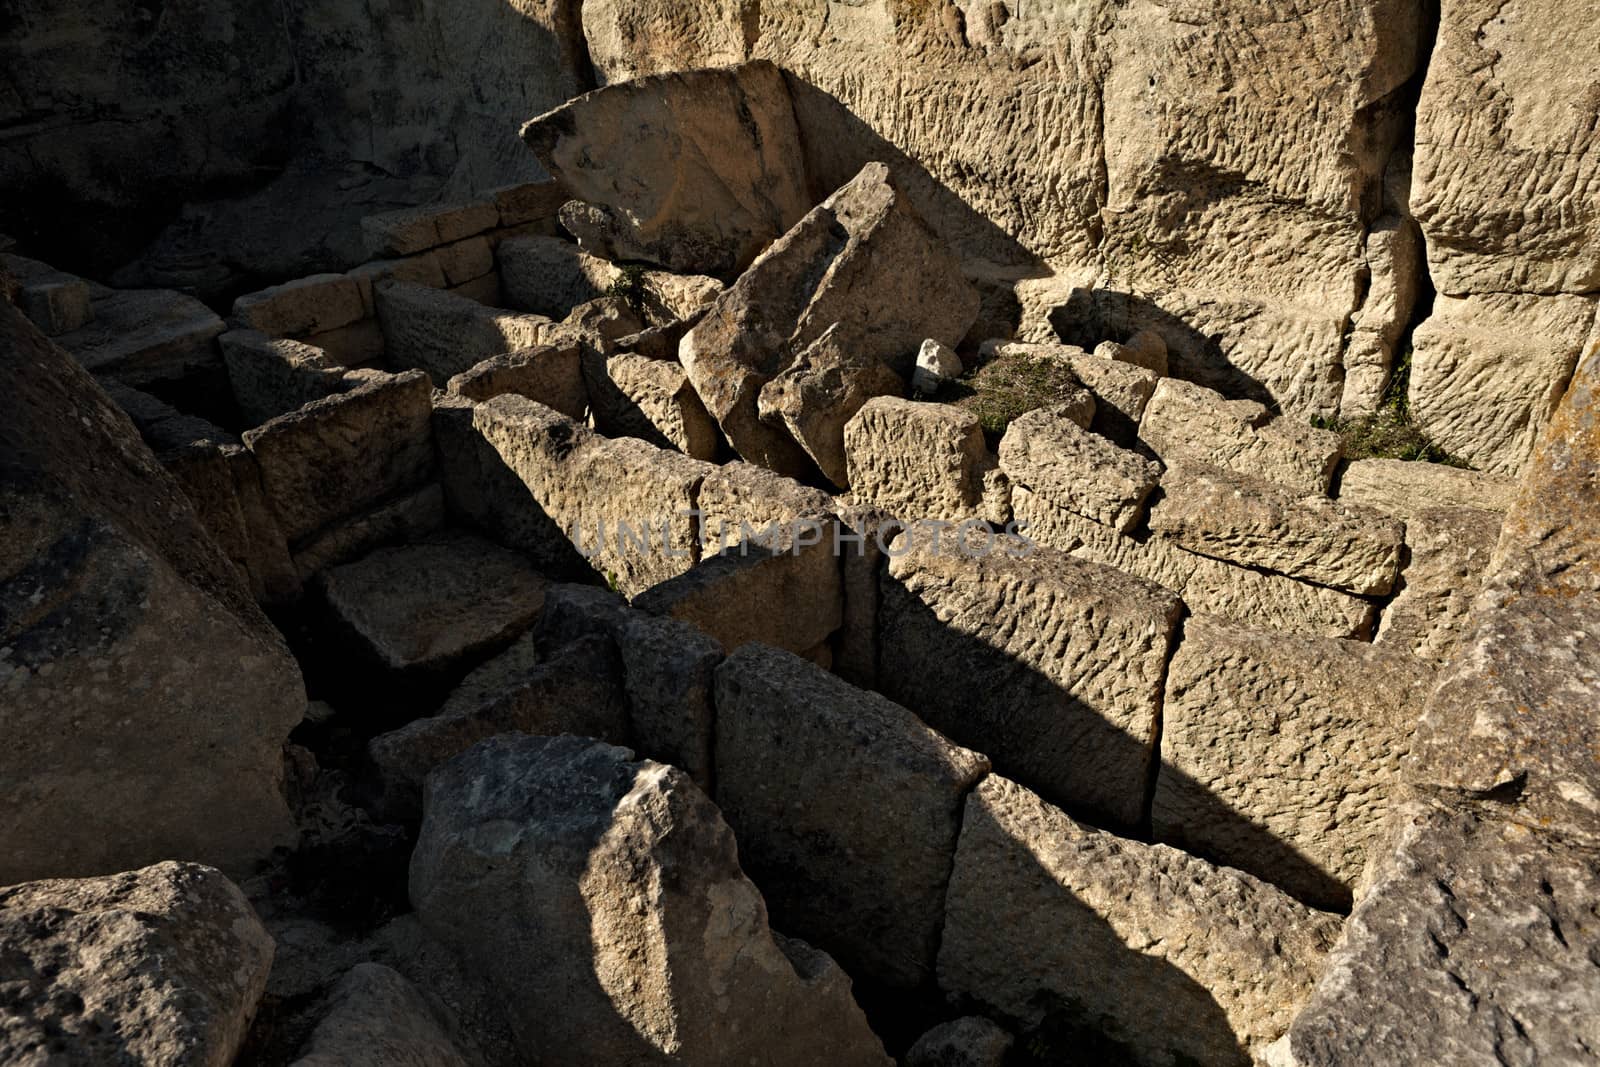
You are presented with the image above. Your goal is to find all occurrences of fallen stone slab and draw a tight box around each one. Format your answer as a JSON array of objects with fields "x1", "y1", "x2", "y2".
[
  {"x1": 2, "y1": 304, "x2": 304, "y2": 882},
  {"x1": 434, "y1": 236, "x2": 495, "y2": 287},
  {"x1": 522, "y1": 62, "x2": 811, "y2": 277},
  {"x1": 56, "y1": 286, "x2": 225, "y2": 387},
  {"x1": 1153, "y1": 617, "x2": 1434, "y2": 910},
  {"x1": 1097, "y1": 327, "x2": 1169, "y2": 376},
  {"x1": 369, "y1": 634, "x2": 627, "y2": 820},
  {"x1": 912, "y1": 338, "x2": 964, "y2": 394},
  {"x1": 232, "y1": 273, "x2": 366, "y2": 338},
  {"x1": 1283, "y1": 803, "x2": 1600, "y2": 1066},
  {"x1": 1150, "y1": 464, "x2": 1405, "y2": 595},
  {"x1": 880, "y1": 534, "x2": 1184, "y2": 829},
  {"x1": 495, "y1": 235, "x2": 621, "y2": 320},
  {"x1": 220, "y1": 329, "x2": 348, "y2": 426},
  {"x1": 319, "y1": 532, "x2": 549, "y2": 683},
  {"x1": 447, "y1": 337, "x2": 588, "y2": 421},
  {"x1": 1375, "y1": 506, "x2": 1502, "y2": 666},
  {"x1": 291, "y1": 963, "x2": 468, "y2": 1067},
  {"x1": 1015, "y1": 489, "x2": 1378, "y2": 638},
  {"x1": 592, "y1": 351, "x2": 721, "y2": 459},
  {"x1": 289, "y1": 483, "x2": 446, "y2": 583},
  {"x1": 682, "y1": 163, "x2": 979, "y2": 476},
  {"x1": 0, "y1": 862, "x2": 274, "y2": 1067},
  {"x1": 999, "y1": 406, "x2": 1162, "y2": 534},
  {"x1": 1141, "y1": 377, "x2": 1342, "y2": 495},
  {"x1": 375, "y1": 281, "x2": 548, "y2": 383},
  {"x1": 905, "y1": 1018, "x2": 1014, "y2": 1067},
  {"x1": 1336, "y1": 457, "x2": 1517, "y2": 518},
  {"x1": 410, "y1": 735, "x2": 891, "y2": 1066},
  {"x1": 244, "y1": 368, "x2": 435, "y2": 545},
  {"x1": 846, "y1": 398, "x2": 1003, "y2": 524},
  {"x1": 714, "y1": 644, "x2": 990, "y2": 988},
  {"x1": 362, "y1": 200, "x2": 501, "y2": 258},
  {"x1": 348, "y1": 254, "x2": 448, "y2": 313},
  {"x1": 940, "y1": 776, "x2": 1341, "y2": 1066}
]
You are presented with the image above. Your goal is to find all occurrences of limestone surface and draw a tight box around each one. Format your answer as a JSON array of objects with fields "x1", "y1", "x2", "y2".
[
  {"x1": 714, "y1": 644, "x2": 990, "y2": 988},
  {"x1": 596, "y1": 352, "x2": 721, "y2": 460},
  {"x1": 375, "y1": 281, "x2": 548, "y2": 383},
  {"x1": 1375, "y1": 506, "x2": 1502, "y2": 667},
  {"x1": 845, "y1": 398, "x2": 998, "y2": 524},
  {"x1": 905, "y1": 1018, "x2": 1014, "y2": 1067},
  {"x1": 410, "y1": 735, "x2": 891, "y2": 1066},
  {"x1": 447, "y1": 338, "x2": 588, "y2": 421},
  {"x1": 1336, "y1": 458, "x2": 1516, "y2": 518},
  {"x1": 989, "y1": 342, "x2": 1159, "y2": 447},
  {"x1": 232, "y1": 273, "x2": 366, "y2": 338},
  {"x1": 220, "y1": 330, "x2": 348, "y2": 426},
  {"x1": 999, "y1": 407, "x2": 1162, "y2": 534},
  {"x1": 292, "y1": 963, "x2": 468, "y2": 1067},
  {"x1": 0, "y1": 863, "x2": 274, "y2": 1067}
]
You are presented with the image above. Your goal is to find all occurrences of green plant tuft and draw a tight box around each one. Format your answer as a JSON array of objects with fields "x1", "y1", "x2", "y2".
[
  {"x1": 606, "y1": 263, "x2": 650, "y2": 314},
  {"x1": 940, "y1": 351, "x2": 1085, "y2": 437},
  {"x1": 1313, "y1": 347, "x2": 1472, "y2": 467}
]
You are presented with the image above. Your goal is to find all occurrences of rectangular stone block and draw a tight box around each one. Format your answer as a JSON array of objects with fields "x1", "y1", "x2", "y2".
[
  {"x1": 1375, "y1": 505, "x2": 1502, "y2": 666},
  {"x1": 17, "y1": 277, "x2": 93, "y2": 336},
  {"x1": 349, "y1": 254, "x2": 447, "y2": 314},
  {"x1": 232, "y1": 273, "x2": 366, "y2": 338},
  {"x1": 940, "y1": 776, "x2": 1342, "y2": 1066},
  {"x1": 845, "y1": 398, "x2": 1000, "y2": 524},
  {"x1": 436, "y1": 236, "x2": 496, "y2": 286},
  {"x1": 714, "y1": 644, "x2": 990, "y2": 988},
  {"x1": 991, "y1": 341, "x2": 1160, "y2": 446},
  {"x1": 1152, "y1": 617, "x2": 1434, "y2": 910},
  {"x1": 362, "y1": 201, "x2": 500, "y2": 257},
  {"x1": 375, "y1": 282, "x2": 550, "y2": 384},
  {"x1": 1016, "y1": 488, "x2": 1378, "y2": 639},
  {"x1": 496, "y1": 235, "x2": 621, "y2": 319},
  {"x1": 1150, "y1": 464, "x2": 1405, "y2": 595},
  {"x1": 880, "y1": 534, "x2": 1183, "y2": 829},
  {"x1": 490, "y1": 181, "x2": 568, "y2": 227},
  {"x1": 57, "y1": 288, "x2": 225, "y2": 387},
  {"x1": 305, "y1": 319, "x2": 387, "y2": 368},
  {"x1": 290, "y1": 483, "x2": 447, "y2": 582},
  {"x1": 589, "y1": 352, "x2": 721, "y2": 460},
  {"x1": 219, "y1": 330, "x2": 347, "y2": 426},
  {"x1": 448, "y1": 339, "x2": 588, "y2": 421},
  {"x1": 243, "y1": 369, "x2": 435, "y2": 544},
  {"x1": 1336, "y1": 458, "x2": 1516, "y2": 518},
  {"x1": 999, "y1": 406, "x2": 1161, "y2": 534}
]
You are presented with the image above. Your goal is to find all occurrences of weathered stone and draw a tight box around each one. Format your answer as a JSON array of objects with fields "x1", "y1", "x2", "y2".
[
  {"x1": 495, "y1": 235, "x2": 621, "y2": 320},
  {"x1": 1, "y1": 304, "x2": 304, "y2": 881},
  {"x1": 490, "y1": 180, "x2": 567, "y2": 227},
  {"x1": 1408, "y1": 292, "x2": 1597, "y2": 474},
  {"x1": 375, "y1": 281, "x2": 548, "y2": 383},
  {"x1": 1376, "y1": 506, "x2": 1502, "y2": 666},
  {"x1": 1153, "y1": 617, "x2": 1433, "y2": 910},
  {"x1": 289, "y1": 484, "x2": 446, "y2": 583},
  {"x1": 409, "y1": 735, "x2": 891, "y2": 1066},
  {"x1": 306, "y1": 319, "x2": 386, "y2": 369},
  {"x1": 1336, "y1": 457, "x2": 1517, "y2": 518},
  {"x1": 1407, "y1": 346, "x2": 1600, "y2": 844},
  {"x1": 319, "y1": 532, "x2": 548, "y2": 681},
  {"x1": 1016, "y1": 490, "x2": 1379, "y2": 639},
  {"x1": 590, "y1": 352, "x2": 721, "y2": 459},
  {"x1": 681, "y1": 162, "x2": 980, "y2": 475},
  {"x1": 348, "y1": 255, "x2": 447, "y2": 314},
  {"x1": 244, "y1": 369, "x2": 435, "y2": 545},
  {"x1": 433, "y1": 235, "x2": 495, "y2": 287},
  {"x1": 905, "y1": 1018, "x2": 1014, "y2": 1067},
  {"x1": 1141, "y1": 378, "x2": 1343, "y2": 495},
  {"x1": 0, "y1": 862, "x2": 274, "y2": 1067},
  {"x1": 1097, "y1": 327, "x2": 1169, "y2": 377},
  {"x1": 562, "y1": 293, "x2": 646, "y2": 344},
  {"x1": 362, "y1": 201, "x2": 500, "y2": 257},
  {"x1": 1285, "y1": 803, "x2": 1600, "y2": 1066},
  {"x1": 942, "y1": 776, "x2": 1342, "y2": 1066},
  {"x1": 1340, "y1": 216, "x2": 1423, "y2": 417},
  {"x1": 990, "y1": 341, "x2": 1159, "y2": 447},
  {"x1": 232, "y1": 273, "x2": 366, "y2": 338},
  {"x1": 714, "y1": 644, "x2": 990, "y2": 988},
  {"x1": 522, "y1": 62, "x2": 810, "y2": 278},
  {"x1": 369, "y1": 634, "x2": 627, "y2": 820},
  {"x1": 913, "y1": 338, "x2": 965, "y2": 394},
  {"x1": 1150, "y1": 464, "x2": 1406, "y2": 595},
  {"x1": 448, "y1": 272, "x2": 503, "y2": 308},
  {"x1": 220, "y1": 329, "x2": 347, "y2": 426},
  {"x1": 846, "y1": 398, "x2": 1000, "y2": 524},
  {"x1": 292, "y1": 963, "x2": 468, "y2": 1067},
  {"x1": 758, "y1": 323, "x2": 907, "y2": 488},
  {"x1": 536, "y1": 583, "x2": 723, "y2": 786},
  {"x1": 56, "y1": 286, "x2": 225, "y2": 387},
  {"x1": 472, "y1": 396, "x2": 711, "y2": 596},
  {"x1": 881, "y1": 534, "x2": 1184, "y2": 829},
  {"x1": 447, "y1": 338, "x2": 587, "y2": 421},
  {"x1": 833, "y1": 502, "x2": 894, "y2": 689},
  {"x1": 15, "y1": 273, "x2": 92, "y2": 336},
  {"x1": 640, "y1": 269, "x2": 723, "y2": 323},
  {"x1": 999, "y1": 407, "x2": 1161, "y2": 535}
]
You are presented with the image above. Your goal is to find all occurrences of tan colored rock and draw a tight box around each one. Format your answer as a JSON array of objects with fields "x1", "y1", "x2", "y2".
[
  {"x1": 714, "y1": 644, "x2": 990, "y2": 988},
  {"x1": 1014, "y1": 489, "x2": 1378, "y2": 639},
  {"x1": 1153, "y1": 617, "x2": 1433, "y2": 910},
  {"x1": 940, "y1": 776, "x2": 1343, "y2": 1066},
  {"x1": 681, "y1": 162, "x2": 979, "y2": 475},
  {"x1": 912, "y1": 337, "x2": 965, "y2": 394},
  {"x1": 0, "y1": 863, "x2": 274, "y2": 1067},
  {"x1": 1336, "y1": 458, "x2": 1517, "y2": 518},
  {"x1": 561, "y1": 293, "x2": 645, "y2": 343},
  {"x1": 845, "y1": 398, "x2": 998, "y2": 523},
  {"x1": 758, "y1": 323, "x2": 908, "y2": 487},
  {"x1": 991, "y1": 341, "x2": 1159, "y2": 446},
  {"x1": 12, "y1": 269, "x2": 92, "y2": 336},
  {"x1": 880, "y1": 535, "x2": 1183, "y2": 829},
  {"x1": 580, "y1": 0, "x2": 759, "y2": 83},
  {"x1": 374, "y1": 281, "x2": 548, "y2": 383},
  {"x1": 232, "y1": 273, "x2": 366, "y2": 338},
  {"x1": 833, "y1": 502, "x2": 895, "y2": 690},
  {"x1": 220, "y1": 329, "x2": 347, "y2": 426},
  {"x1": 1150, "y1": 464, "x2": 1405, "y2": 595},
  {"x1": 999, "y1": 407, "x2": 1161, "y2": 534},
  {"x1": 490, "y1": 180, "x2": 567, "y2": 227},
  {"x1": 434, "y1": 236, "x2": 495, "y2": 287},
  {"x1": 1, "y1": 305, "x2": 304, "y2": 882},
  {"x1": 56, "y1": 286, "x2": 225, "y2": 388},
  {"x1": 244, "y1": 369, "x2": 435, "y2": 544},
  {"x1": 410, "y1": 735, "x2": 891, "y2": 1066},
  {"x1": 348, "y1": 254, "x2": 448, "y2": 314},
  {"x1": 1376, "y1": 506, "x2": 1502, "y2": 667},
  {"x1": 447, "y1": 338, "x2": 587, "y2": 421},
  {"x1": 1408, "y1": 292, "x2": 1597, "y2": 474},
  {"x1": 495, "y1": 235, "x2": 621, "y2": 319},
  {"x1": 361, "y1": 201, "x2": 500, "y2": 258},
  {"x1": 472, "y1": 396, "x2": 711, "y2": 596},
  {"x1": 289, "y1": 483, "x2": 446, "y2": 583},
  {"x1": 291, "y1": 963, "x2": 468, "y2": 1067},
  {"x1": 522, "y1": 62, "x2": 810, "y2": 277},
  {"x1": 1340, "y1": 216, "x2": 1424, "y2": 417},
  {"x1": 1096, "y1": 327, "x2": 1169, "y2": 377},
  {"x1": 594, "y1": 352, "x2": 721, "y2": 459},
  {"x1": 1141, "y1": 378, "x2": 1344, "y2": 495}
]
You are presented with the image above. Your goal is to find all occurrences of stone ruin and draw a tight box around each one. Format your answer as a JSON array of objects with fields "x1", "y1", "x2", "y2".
[{"x1": 2, "y1": 10, "x2": 1598, "y2": 1067}]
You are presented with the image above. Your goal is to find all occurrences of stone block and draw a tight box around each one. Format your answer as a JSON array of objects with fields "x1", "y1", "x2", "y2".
[
  {"x1": 448, "y1": 338, "x2": 588, "y2": 421},
  {"x1": 1336, "y1": 458, "x2": 1516, "y2": 518},
  {"x1": 999, "y1": 406, "x2": 1162, "y2": 534},
  {"x1": 1141, "y1": 378, "x2": 1342, "y2": 495},
  {"x1": 845, "y1": 398, "x2": 999, "y2": 523},
  {"x1": 496, "y1": 235, "x2": 620, "y2": 320},
  {"x1": 375, "y1": 282, "x2": 549, "y2": 384},
  {"x1": 220, "y1": 329, "x2": 348, "y2": 426},
  {"x1": 591, "y1": 352, "x2": 721, "y2": 459},
  {"x1": 1376, "y1": 506, "x2": 1502, "y2": 666},
  {"x1": 232, "y1": 273, "x2": 367, "y2": 338},
  {"x1": 434, "y1": 236, "x2": 495, "y2": 286},
  {"x1": 361, "y1": 201, "x2": 500, "y2": 258}
]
